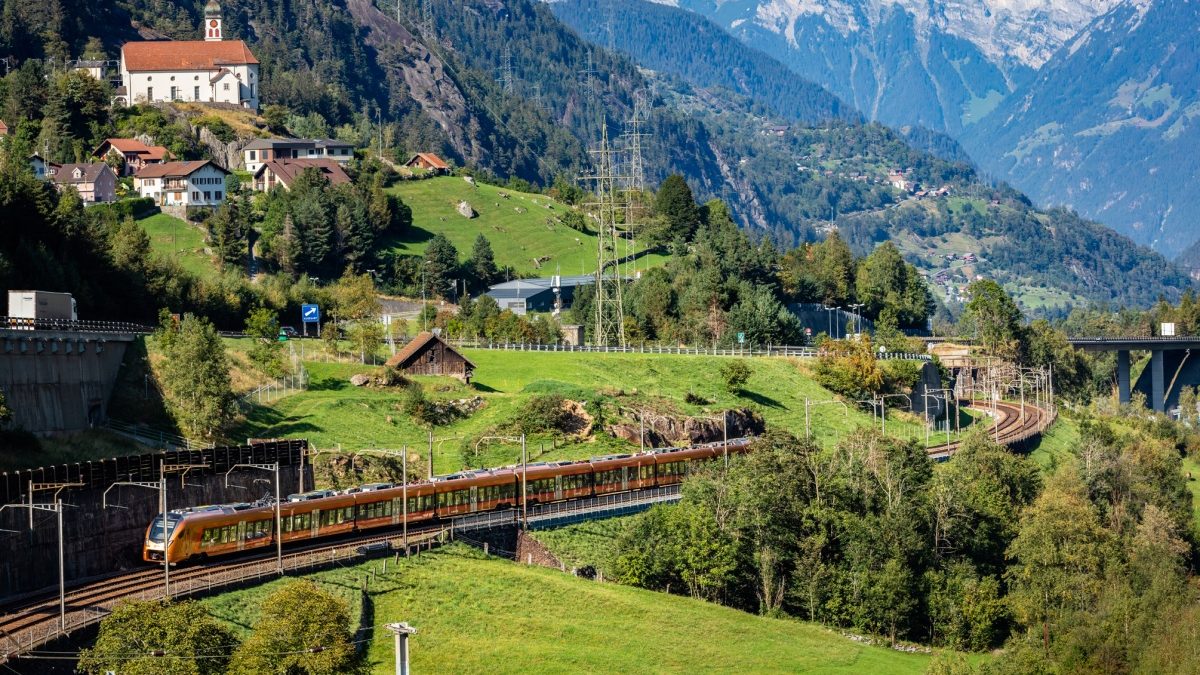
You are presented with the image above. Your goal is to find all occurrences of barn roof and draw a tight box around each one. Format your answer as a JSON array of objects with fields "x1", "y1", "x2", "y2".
[
  {"x1": 406, "y1": 153, "x2": 450, "y2": 170},
  {"x1": 385, "y1": 332, "x2": 476, "y2": 370}
]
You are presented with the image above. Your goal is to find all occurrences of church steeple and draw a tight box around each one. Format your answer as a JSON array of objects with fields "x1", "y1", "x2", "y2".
[{"x1": 204, "y1": 0, "x2": 223, "y2": 42}]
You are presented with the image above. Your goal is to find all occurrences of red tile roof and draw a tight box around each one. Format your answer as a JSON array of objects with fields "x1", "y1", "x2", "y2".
[
  {"x1": 385, "y1": 332, "x2": 476, "y2": 370},
  {"x1": 255, "y1": 159, "x2": 351, "y2": 188},
  {"x1": 135, "y1": 160, "x2": 227, "y2": 179},
  {"x1": 406, "y1": 153, "x2": 450, "y2": 171},
  {"x1": 122, "y1": 40, "x2": 259, "y2": 71},
  {"x1": 94, "y1": 138, "x2": 172, "y2": 161}
]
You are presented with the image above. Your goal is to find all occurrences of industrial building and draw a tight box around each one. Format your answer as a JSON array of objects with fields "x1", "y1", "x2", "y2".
[{"x1": 484, "y1": 275, "x2": 595, "y2": 316}]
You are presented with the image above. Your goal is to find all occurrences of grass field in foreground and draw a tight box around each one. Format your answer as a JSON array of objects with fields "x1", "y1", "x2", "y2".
[
  {"x1": 385, "y1": 176, "x2": 667, "y2": 276},
  {"x1": 202, "y1": 545, "x2": 936, "y2": 674},
  {"x1": 233, "y1": 349, "x2": 956, "y2": 477},
  {"x1": 137, "y1": 212, "x2": 214, "y2": 278}
]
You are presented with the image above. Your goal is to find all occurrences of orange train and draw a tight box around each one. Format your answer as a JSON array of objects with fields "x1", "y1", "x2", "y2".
[{"x1": 143, "y1": 438, "x2": 755, "y2": 564}]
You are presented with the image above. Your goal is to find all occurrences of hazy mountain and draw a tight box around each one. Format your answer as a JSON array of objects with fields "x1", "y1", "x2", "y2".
[
  {"x1": 962, "y1": 0, "x2": 1200, "y2": 257},
  {"x1": 629, "y1": 0, "x2": 1116, "y2": 135}
]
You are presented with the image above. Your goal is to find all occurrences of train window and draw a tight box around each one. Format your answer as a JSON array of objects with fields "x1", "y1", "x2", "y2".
[
  {"x1": 201, "y1": 528, "x2": 218, "y2": 546},
  {"x1": 640, "y1": 465, "x2": 653, "y2": 480}
]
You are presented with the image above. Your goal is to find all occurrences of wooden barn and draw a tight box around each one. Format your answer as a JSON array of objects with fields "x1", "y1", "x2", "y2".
[{"x1": 386, "y1": 332, "x2": 475, "y2": 382}]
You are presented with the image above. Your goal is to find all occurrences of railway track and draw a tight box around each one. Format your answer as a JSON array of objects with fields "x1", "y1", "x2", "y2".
[{"x1": 1, "y1": 403, "x2": 1052, "y2": 665}]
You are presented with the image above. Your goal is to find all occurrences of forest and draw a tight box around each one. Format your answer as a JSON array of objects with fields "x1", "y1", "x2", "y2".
[{"x1": 613, "y1": 418, "x2": 1198, "y2": 672}]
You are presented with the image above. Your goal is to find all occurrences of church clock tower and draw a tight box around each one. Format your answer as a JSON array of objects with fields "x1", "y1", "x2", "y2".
[{"x1": 204, "y1": 0, "x2": 223, "y2": 42}]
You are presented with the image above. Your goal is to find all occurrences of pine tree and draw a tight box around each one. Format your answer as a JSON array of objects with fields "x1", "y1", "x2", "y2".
[
  {"x1": 468, "y1": 233, "x2": 498, "y2": 290},
  {"x1": 654, "y1": 173, "x2": 701, "y2": 243}
]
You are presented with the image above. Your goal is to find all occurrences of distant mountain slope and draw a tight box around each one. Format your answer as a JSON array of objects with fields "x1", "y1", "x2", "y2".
[
  {"x1": 962, "y1": 0, "x2": 1200, "y2": 257},
  {"x1": 551, "y1": 0, "x2": 1195, "y2": 312},
  {"x1": 549, "y1": 0, "x2": 859, "y2": 125},
  {"x1": 634, "y1": 0, "x2": 1115, "y2": 136}
]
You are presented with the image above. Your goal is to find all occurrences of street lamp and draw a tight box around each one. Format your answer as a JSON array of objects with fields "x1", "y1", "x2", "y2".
[
  {"x1": 848, "y1": 303, "x2": 864, "y2": 335},
  {"x1": 225, "y1": 463, "x2": 282, "y2": 573}
]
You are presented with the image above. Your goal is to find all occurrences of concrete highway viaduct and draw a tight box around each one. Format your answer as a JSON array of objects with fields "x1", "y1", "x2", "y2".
[{"x1": 1069, "y1": 337, "x2": 1200, "y2": 413}]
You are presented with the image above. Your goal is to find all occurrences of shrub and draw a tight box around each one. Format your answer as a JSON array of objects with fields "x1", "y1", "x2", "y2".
[
  {"x1": 719, "y1": 360, "x2": 752, "y2": 393},
  {"x1": 518, "y1": 393, "x2": 572, "y2": 435}
]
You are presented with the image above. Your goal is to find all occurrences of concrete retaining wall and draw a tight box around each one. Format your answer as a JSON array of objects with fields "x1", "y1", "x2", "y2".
[{"x1": 0, "y1": 330, "x2": 135, "y2": 435}]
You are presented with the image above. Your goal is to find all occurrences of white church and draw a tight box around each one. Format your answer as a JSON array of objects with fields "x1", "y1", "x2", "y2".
[{"x1": 117, "y1": 1, "x2": 260, "y2": 110}]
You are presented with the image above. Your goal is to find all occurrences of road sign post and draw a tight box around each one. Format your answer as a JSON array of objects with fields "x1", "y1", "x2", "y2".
[{"x1": 301, "y1": 304, "x2": 321, "y2": 338}]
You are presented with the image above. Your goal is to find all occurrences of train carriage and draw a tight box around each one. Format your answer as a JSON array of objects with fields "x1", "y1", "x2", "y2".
[
  {"x1": 433, "y1": 469, "x2": 520, "y2": 517},
  {"x1": 591, "y1": 453, "x2": 657, "y2": 495},
  {"x1": 524, "y1": 461, "x2": 594, "y2": 504},
  {"x1": 652, "y1": 445, "x2": 720, "y2": 485},
  {"x1": 353, "y1": 482, "x2": 437, "y2": 532}
]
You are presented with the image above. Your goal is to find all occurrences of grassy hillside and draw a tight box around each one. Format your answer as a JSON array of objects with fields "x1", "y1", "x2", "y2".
[
  {"x1": 386, "y1": 176, "x2": 667, "y2": 277},
  {"x1": 137, "y1": 212, "x2": 214, "y2": 279},
  {"x1": 202, "y1": 545, "x2": 938, "y2": 673},
  {"x1": 233, "y1": 348, "x2": 950, "y2": 476}
]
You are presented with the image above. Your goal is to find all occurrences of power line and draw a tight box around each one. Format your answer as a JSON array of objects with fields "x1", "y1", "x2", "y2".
[{"x1": 582, "y1": 124, "x2": 627, "y2": 348}]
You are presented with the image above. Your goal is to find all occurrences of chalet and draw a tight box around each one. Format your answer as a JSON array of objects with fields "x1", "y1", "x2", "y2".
[
  {"x1": 49, "y1": 163, "x2": 117, "y2": 203},
  {"x1": 385, "y1": 332, "x2": 475, "y2": 383},
  {"x1": 134, "y1": 160, "x2": 230, "y2": 207},
  {"x1": 252, "y1": 159, "x2": 351, "y2": 192},
  {"x1": 93, "y1": 138, "x2": 173, "y2": 176},
  {"x1": 242, "y1": 138, "x2": 354, "y2": 173},
  {"x1": 117, "y1": 1, "x2": 260, "y2": 110},
  {"x1": 405, "y1": 153, "x2": 450, "y2": 174},
  {"x1": 888, "y1": 171, "x2": 915, "y2": 193}
]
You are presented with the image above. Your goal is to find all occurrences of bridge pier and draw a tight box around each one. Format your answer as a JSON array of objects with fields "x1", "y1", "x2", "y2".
[
  {"x1": 1151, "y1": 350, "x2": 1165, "y2": 412},
  {"x1": 1117, "y1": 350, "x2": 1131, "y2": 405}
]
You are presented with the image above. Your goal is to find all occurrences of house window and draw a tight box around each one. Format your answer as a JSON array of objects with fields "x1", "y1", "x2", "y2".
[
  {"x1": 248, "y1": 151, "x2": 257, "y2": 160},
  {"x1": 146, "y1": 87, "x2": 153, "y2": 99},
  {"x1": 192, "y1": 191, "x2": 200, "y2": 201},
  {"x1": 223, "y1": 83, "x2": 230, "y2": 91},
  {"x1": 194, "y1": 86, "x2": 200, "y2": 100},
  {"x1": 204, "y1": 191, "x2": 211, "y2": 200},
  {"x1": 170, "y1": 86, "x2": 178, "y2": 100},
  {"x1": 215, "y1": 191, "x2": 223, "y2": 201}
]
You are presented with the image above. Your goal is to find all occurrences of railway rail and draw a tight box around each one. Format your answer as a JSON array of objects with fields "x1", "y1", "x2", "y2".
[{"x1": 0, "y1": 404, "x2": 1051, "y2": 665}]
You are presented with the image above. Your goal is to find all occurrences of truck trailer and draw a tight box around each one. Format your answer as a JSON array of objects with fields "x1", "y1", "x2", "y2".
[{"x1": 7, "y1": 290, "x2": 78, "y2": 322}]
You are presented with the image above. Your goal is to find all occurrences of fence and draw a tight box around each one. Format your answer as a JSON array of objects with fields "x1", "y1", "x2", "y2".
[
  {"x1": 0, "y1": 316, "x2": 152, "y2": 334},
  {"x1": 103, "y1": 419, "x2": 213, "y2": 452},
  {"x1": 445, "y1": 340, "x2": 932, "y2": 361},
  {"x1": 0, "y1": 439, "x2": 307, "y2": 505},
  {"x1": 238, "y1": 368, "x2": 309, "y2": 408}
]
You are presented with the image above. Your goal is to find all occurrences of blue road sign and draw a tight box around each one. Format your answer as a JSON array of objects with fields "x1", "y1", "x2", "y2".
[{"x1": 301, "y1": 304, "x2": 320, "y2": 323}]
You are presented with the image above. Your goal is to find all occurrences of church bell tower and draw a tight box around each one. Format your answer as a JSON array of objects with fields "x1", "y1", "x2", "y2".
[{"x1": 204, "y1": 0, "x2": 223, "y2": 42}]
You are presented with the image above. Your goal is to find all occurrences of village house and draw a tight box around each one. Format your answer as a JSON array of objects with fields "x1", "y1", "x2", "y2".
[
  {"x1": 252, "y1": 158, "x2": 351, "y2": 192},
  {"x1": 116, "y1": 1, "x2": 260, "y2": 110},
  {"x1": 385, "y1": 332, "x2": 476, "y2": 383},
  {"x1": 888, "y1": 171, "x2": 915, "y2": 193},
  {"x1": 29, "y1": 155, "x2": 61, "y2": 179},
  {"x1": 0, "y1": 120, "x2": 8, "y2": 136},
  {"x1": 404, "y1": 153, "x2": 450, "y2": 174},
  {"x1": 93, "y1": 138, "x2": 173, "y2": 176},
  {"x1": 242, "y1": 138, "x2": 354, "y2": 173},
  {"x1": 134, "y1": 160, "x2": 230, "y2": 207},
  {"x1": 49, "y1": 163, "x2": 117, "y2": 203}
]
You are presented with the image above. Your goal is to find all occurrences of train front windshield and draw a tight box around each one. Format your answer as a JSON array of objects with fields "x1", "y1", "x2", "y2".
[{"x1": 148, "y1": 514, "x2": 182, "y2": 543}]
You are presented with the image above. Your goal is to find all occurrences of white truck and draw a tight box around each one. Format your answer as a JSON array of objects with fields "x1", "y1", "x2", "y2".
[{"x1": 7, "y1": 290, "x2": 78, "y2": 323}]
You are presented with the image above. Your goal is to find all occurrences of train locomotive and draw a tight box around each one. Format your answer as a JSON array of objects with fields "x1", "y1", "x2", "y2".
[{"x1": 144, "y1": 438, "x2": 754, "y2": 564}]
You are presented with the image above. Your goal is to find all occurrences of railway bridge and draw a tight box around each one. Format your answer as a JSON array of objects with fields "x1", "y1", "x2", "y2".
[
  {"x1": 0, "y1": 402, "x2": 1052, "y2": 665},
  {"x1": 1068, "y1": 337, "x2": 1200, "y2": 413}
]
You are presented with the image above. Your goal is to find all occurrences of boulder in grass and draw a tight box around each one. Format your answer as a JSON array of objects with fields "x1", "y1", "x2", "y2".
[
  {"x1": 457, "y1": 201, "x2": 476, "y2": 219},
  {"x1": 349, "y1": 373, "x2": 371, "y2": 387}
]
